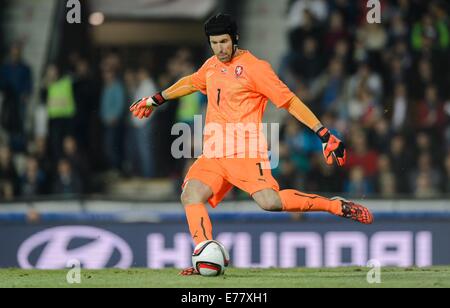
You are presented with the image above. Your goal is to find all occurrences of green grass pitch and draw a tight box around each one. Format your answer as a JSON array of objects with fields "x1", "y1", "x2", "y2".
[{"x1": 0, "y1": 267, "x2": 449, "y2": 288}]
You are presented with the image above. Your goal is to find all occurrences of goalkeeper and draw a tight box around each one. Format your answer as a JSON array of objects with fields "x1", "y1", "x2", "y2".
[{"x1": 130, "y1": 14, "x2": 373, "y2": 275}]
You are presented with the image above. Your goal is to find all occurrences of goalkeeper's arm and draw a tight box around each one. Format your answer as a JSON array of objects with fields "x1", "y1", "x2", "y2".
[
  {"x1": 283, "y1": 96, "x2": 347, "y2": 167},
  {"x1": 130, "y1": 75, "x2": 198, "y2": 118},
  {"x1": 161, "y1": 75, "x2": 198, "y2": 100}
]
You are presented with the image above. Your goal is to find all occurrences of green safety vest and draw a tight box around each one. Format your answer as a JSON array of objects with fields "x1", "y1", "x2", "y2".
[
  {"x1": 47, "y1": 76, "x2": 76, "y2": 119},
  {"x1": 176, "y1": 92, "x2": 201, "y2": 122}
]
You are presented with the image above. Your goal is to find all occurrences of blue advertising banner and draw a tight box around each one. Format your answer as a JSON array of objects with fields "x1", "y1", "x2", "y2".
[{"x1": 0, "y1": 220, "x2": 449, "y2": 269}]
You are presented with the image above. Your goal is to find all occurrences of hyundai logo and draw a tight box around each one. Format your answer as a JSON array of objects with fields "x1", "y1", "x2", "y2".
[{"x1": 18, "y1": 226, "x2": 133, "y2": 269}]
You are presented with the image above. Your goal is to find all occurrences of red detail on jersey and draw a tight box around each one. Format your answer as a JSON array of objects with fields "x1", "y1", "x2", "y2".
[{"x1": 235, "y1": 66, "x2": 244, "y2": 77}]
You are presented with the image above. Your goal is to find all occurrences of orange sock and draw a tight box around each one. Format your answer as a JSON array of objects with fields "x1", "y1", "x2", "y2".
[
  {"x1": 279, "y1": 190, "x2": 343, "y2": 215},
  {"x1": 184, "y1": 203, "x2": 213, "y2": 245}
]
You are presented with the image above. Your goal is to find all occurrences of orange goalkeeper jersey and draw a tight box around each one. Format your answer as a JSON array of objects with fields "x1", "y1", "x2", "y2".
[{"x1": 191, "y1": 50, "x2": 295, "y2": 159}]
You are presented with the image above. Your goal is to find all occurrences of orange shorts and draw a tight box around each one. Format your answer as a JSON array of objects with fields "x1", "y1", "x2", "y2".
[{"x1": 182, "y1": 155, "x2": 280, "y2": 208}]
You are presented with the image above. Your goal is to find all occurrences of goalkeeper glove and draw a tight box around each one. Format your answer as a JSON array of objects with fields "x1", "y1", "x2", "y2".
[
  {"x1": 316, "y1": 127, "x2": 346, "y2": 167},
  {"x1": 129, "y1": 92, "x2": 166, "y2": 119}
]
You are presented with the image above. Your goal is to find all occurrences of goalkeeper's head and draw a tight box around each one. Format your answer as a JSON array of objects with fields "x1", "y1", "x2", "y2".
[{"x1": 204, "y1": 13, "x2": 239, "y2": 63}]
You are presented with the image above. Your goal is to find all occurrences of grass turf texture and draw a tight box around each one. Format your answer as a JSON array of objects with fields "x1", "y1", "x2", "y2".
[{"x1": 0, "y1": 267, "x2": 449, "y2": 288}]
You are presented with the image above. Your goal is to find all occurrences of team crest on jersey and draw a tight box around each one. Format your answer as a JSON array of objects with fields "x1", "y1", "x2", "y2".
[{"x1": 235, "y1": 66, "x2": 244, "y2": 78}]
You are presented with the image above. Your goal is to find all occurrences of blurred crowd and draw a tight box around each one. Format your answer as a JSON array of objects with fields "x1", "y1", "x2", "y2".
[
  {"x1": 276, "y1": 0, "x2": 450, "y2": 198},
  {"x1": 0, "y1": 44, "x2": 205, "y2": 200},
  {"x1": 1, "y1": 0, "x2": 449, "y2": 201}
]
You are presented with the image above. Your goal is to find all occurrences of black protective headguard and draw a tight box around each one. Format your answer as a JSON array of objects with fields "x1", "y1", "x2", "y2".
[{"x1": 204, "y1": 13, "x2": 239, "y2": 47}]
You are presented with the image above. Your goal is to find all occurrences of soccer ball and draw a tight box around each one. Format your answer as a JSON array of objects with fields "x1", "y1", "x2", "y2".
[{"x1": 192, "y1": 240, "x2": 230, "y2": 276}]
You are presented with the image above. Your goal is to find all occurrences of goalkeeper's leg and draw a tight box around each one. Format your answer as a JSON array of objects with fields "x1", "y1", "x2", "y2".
[
  {"x1": 252, "y1": 189, "x2": 373, "y2": 224},
  {"x1": 179, "y1": 180, "x2": 214, "y2": 276}
]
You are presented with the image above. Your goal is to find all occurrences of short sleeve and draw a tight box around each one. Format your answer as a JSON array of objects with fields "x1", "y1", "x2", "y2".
[{"x1": 250, "y1": 61, "x2": 295, "y2": 108}]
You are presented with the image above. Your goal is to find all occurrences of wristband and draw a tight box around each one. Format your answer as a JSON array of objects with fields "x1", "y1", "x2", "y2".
[
  {"x1": 151, "y1": 92, "x2": 166, "y2": 106},
  {"x1": 316, "y1": 127, "x2": 330, "y2": 143}
]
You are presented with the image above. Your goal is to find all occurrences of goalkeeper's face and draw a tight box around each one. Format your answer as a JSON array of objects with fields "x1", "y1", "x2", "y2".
[{"x1": 209, "y1": 34, "x2": 234, "y2": 63}]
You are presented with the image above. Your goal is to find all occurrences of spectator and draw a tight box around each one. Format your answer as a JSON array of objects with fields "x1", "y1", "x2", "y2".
[
  {"x1": 415, "y1": 172, "x2": 438, "y2": 198},
  {"x1": 346, "y1": 62, "x2": 383, "y2": 104},
  {"x1": 415, "y1": 85, "x2": 447, "y2": 133},
  {"x1": 347, "y1": 86, "x2": 381, "y2": 128},
  {"x1": 323, "y1": 11, "x2": 349, "y2": 51},
  {"x1": 370, "y1": 117, "x2": 392, "y2": 153},
  {"x1": 0, "y1": 43, "x2": 32, "y2": 151},
  {"x1": 126, "y1": 67, "x2": 157, "y2": 178},
  {"x1": 383, "y1": 42, "x2": 412, "y2": 95},
  {"x1": 310, "y1": 58, "x2": 346, "y2": 116},
  {"x1": 409, "y1": 152, "x2": 442, "y2": 193},
  {"x1": 72, "y1": 58, "x2": 97, "y2": 151},
  {"x1": 346, "y1": 131, "x2": 379, "y2": 178},
  {"x1": 62, "y1": 135, "x2": 90, "y2": 190},
  {"x1": 52, "y1": 159, "x2": 82, "y2": 196},
  {"x1": 295, "y1": 37, "x2": 324, "y2": 86},
  {"x1": 0, "y1": 179, "x2": 14, "y2": 200},
  {"x1": 100, "y1": 68, "x2": 126, "y2": 171},
  {"x1": 410, "y1": 59, "x2": 435, "y2": 100},
  {"x1": 387, "y1": 40, "x2": 412, "y2": 72},
  {"x1": 352, "y1": 37, "x2": 370, "y2": 64},
  {"x1": 19, "y1": 156, "x2": 46, "y2": 197},
  {"x1": 378, "y1": 172, "x2": 397, "y2": 198},
  {"x1": 387, "y1": 83, "x2": 411, "y2": 132},
  {"x1": 374, "y1": 155, "x2": 397, "y2": 197},
  {"x1": 42, "y1": 64, "x2": 76, "y2": 160},
  {"x1": 388, "y1": 134, "x2": 414, "y2": 193},
  {"x1": 344, "y1": 166, "x2": 374, "y2": 197},
  {"x1": 100, "y1": 51, "x2": 122, "y2": 74},
  {"x1": 387, "y1": 14, "x2": 410, "y2": 44},
  {"x1": 356, "y1": 23, "x2": 388, "y2": 68},
  {"x1": 333, "y1": 39, "x2": 353, "y2": 73},
  {"x1": 0, "y1": 144, "x2": 18, "y2": 196},
  {"x1": 30, "y1": 137, "x2": 52, "y2": 194},
  {"x1": 384, "y1": 58, "x2": 406, "y2": 97},
  {"x1": 415, "y1": 132, "x2": 436, "y2": 160},
  {"x1": 411, "y1": 13, "x2": 449, "y2": 51},
  {"x1": 288, "y1": 10, "x2": 323, "y2": 53}
]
